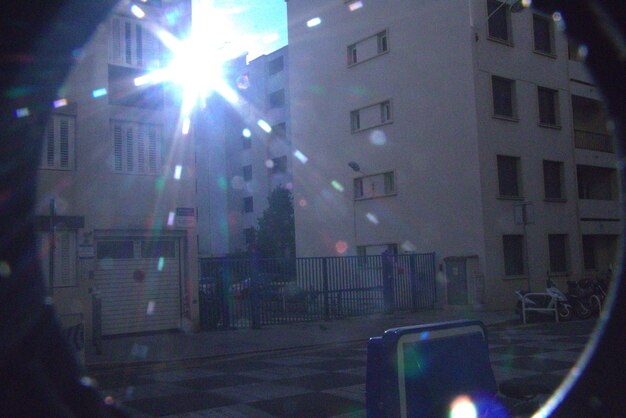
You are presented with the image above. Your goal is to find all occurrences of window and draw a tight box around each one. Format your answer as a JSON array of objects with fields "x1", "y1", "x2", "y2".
[
  {"x1": 357, "y1": 243, "x2": 398, "y2": 257},
  {"x1": 268, "y1": 56, "x2": 284, "y2": 75},
  {"x1": 548, "y1": 234, "x2": 569, "y2": 274},
  {"x1": 533, "y1": 14, "x2": 554, "y2": 55},
  {"x1": 354, "y1": 171, "x2": 396, "y2": 199},
  {"x1": 487, "y1": 0, "x2": 511, "y2": 43},
  {"x1": 347, "y1": 29, "x2": 388, "y2": 66},
  {"x1": 244, "y1": 227, "x2": 256, "y2": 245},
  {"x1": 243, "y1": 196, "x2": 253, "y2": 213},
  {"x1": 111, "y1": 121, "x2": 162, "y2": 174},
  {"x1": 269, "y1": 89, "x2": 285, "y2": 108},
  {"x1": 582, "y1": 235, "x2": 596, "y2": 270},
  {"x1": 538, "y1": 87, "x2": 559, "y2": 126},
  {"x1": 543, "y1": 160, "x2": 564, "y2": 200},
  {"x1": 97, "y1": 240, "x2": 134, "y2": 259},
  {"x1": 141, "y1": 240, "x2": 176, "y2": 258},
  {"x1": 497, "y1": 155, "x2": 521, "y2": 198},
  {"x1": 243, "y1": 165, "x2": 252, "y2": 181},
  {"x1": 270, "y1": 156, "x2": 288, "y2": 174},
  {"x1": 351, "y1": 100, "x2": 393, "y2": 132},
  {"x1": 108, "y1": 65, "x2": 163, "y2": 109},
  {"x1": 577, "y1": 165, "x2": 617, "y2": 200},
  {"x1": 243, "y1": 136, "x2": 252, "y2": 149},
  {"x1": 272, "y1": 122, "x2": 287, "y2": 138},
  {"x1": 37, "y1": 230, "x2": 77, "y2": 287},
  {"x1": 503, "y1": 235, "x2": 524, "y2": 276},
  {"x1": 41, "y1": 114, "x2": 75, "y2": 170},
  {"x1": 492, "y1": 76, "x2": 516, "y2": 118},
  {"x1": 110, "y1": 16, "x2": 160, "y2": 69},
  {"x1": 377, "y1": 30, "x2": 388, "y2": 53}
]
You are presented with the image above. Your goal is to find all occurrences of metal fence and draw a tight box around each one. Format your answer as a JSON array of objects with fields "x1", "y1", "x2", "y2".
[{"x1": 199, "y1": 253, "x2": 436, "y2": 330}]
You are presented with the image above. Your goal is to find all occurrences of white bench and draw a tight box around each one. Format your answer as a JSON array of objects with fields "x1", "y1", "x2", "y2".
[{"x1": 520, "y1": 292, "x2": 559, "y2": 324}]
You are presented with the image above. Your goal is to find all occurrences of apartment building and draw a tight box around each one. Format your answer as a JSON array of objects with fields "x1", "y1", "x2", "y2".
[
  {"x1": 35, "y1": 0, "x2": 200, "y2": 338},
  {"x1": 196, "y1": 46, "x2": 291, "y2": 256},
  {"x1": 287, "y1": 0, "x2": 619, "y2": 309}
]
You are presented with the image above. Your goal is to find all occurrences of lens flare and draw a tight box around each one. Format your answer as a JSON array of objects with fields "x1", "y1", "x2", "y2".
[
  {"x1": 307, "y1": 17, "x2": 322, "y2": 27},
  {"x1": 450, "y1": 395, "x2": 477, "y2": 418},
  {"x1": 294, "y1": 150, "x2": 308, "y2": 164},
  {"x1": 258, "y1": 119, "x2": 272, "y2": 133},
  {"x1": 242, "y1": 128, "x2": 251, "y2": 138}
]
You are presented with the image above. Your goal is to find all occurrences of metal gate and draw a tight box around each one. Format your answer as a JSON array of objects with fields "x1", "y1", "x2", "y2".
[{"x1": 198, "y1": 253, "x2": 436, "y2": 330}]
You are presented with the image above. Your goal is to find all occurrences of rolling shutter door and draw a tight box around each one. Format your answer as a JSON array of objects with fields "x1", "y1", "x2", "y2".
[{"x1": 95, "y1": 238, "x2": 181, "y2": 336}]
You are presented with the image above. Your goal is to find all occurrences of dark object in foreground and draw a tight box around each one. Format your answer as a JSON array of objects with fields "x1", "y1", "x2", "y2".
[{"x1": 365, "y1": 320, "x2": 547, "y2": 417}]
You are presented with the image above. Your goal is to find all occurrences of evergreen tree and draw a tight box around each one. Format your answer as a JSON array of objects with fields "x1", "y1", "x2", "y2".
[{"x1": 254, "y1": 186, "x2": 295, "y2": 258}]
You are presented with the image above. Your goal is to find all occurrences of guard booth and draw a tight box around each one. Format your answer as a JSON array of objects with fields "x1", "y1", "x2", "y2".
[{"x1": 365, "y1": 320, "x2": 502, "y2": 417}]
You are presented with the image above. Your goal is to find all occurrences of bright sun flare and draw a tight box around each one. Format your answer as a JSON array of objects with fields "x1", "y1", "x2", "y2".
[{"x1": 132, "y1": 0, "x2": 251, "y2": 133}]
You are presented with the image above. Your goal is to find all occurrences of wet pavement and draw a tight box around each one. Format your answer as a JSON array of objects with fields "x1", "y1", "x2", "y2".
[{"x1": 89, "y1": 319, "x2": 597, "y2": 417}]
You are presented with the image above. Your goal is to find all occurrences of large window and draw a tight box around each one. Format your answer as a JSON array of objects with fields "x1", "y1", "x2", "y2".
[
  {"x1": 533, "y1": 14, "x2": 555, "y2": 55},
  {"x1": 269, "y1": 89, "x2": 285, "y2": 108},
  {"x1": 577, "y1": 165, "x2": 617, "y2": 200},
  {"x1": 354, "y1": 171, "x2": 396, "y2": 200},
  {"x1": 497, "y1": 155, "x2": 521, "y2": 198},
  {"x1": 268, "y1": 56, "x2": 284, "y2": 75},
  {"x1": 270, "y1": 156, "x2": 288, "y2": 174},
  {"x1": 548, "y1": 234, "x2": 569, "y2": 274},
  {"x1": 543, "y1": 160, "x2": 564, "y2": 200},
  {"x1": 110, "y1": 16, "x2": 160, "y2": 69},
  {"x1": 487, "y1": 0, "x2": 511, "y2": 43},
  {"x1": 243, "y1": 165, "x2": 252, "y2": 181},
  {"x1": 347, "y1": 30, "x2": 389, "y2": 66},
  {"x1": 41, "y1": 114, "x2": 75, "y2": 170},
  {"x1": 111, "y1": 121, "x2": 162, "y2": 174},
  {"x1": 538, "y1": 87, "x2": 559, "y2": 126},
  {"x1": 492, "y1": 76, "x2": 516, "y2": 118},
  {"x1": 351, "y1": 100, "x2": 392, "y2": 132},
  {"x1": 503, "y1": 235, "x2": 524, "y2": 276}
]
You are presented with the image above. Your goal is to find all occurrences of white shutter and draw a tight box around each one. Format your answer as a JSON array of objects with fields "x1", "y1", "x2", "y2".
[
  {"x1": 59, "y1": 118, "x2": 69, "y2": 168},
  {"x1": 54, "y1": 231, "x2": 76, "y2": 287},
  {"x1": 126, "y1": 126, "x2": 134, "y2": 172},
  {"x1": 148, "y1": 126, "x2": 157, "y2": 173},
  {"x1": 137, "y1": 126, "x2": 145, "y2": 173},
  {"x1": 110, "y1": 18, "x2": 122, "y2": 64},
  {"x1": 45, "y1": 120, "x2": 55, "y2": 168},
  {"x1": 113, "y1": 124, "x2": 123, "y2": 171}
]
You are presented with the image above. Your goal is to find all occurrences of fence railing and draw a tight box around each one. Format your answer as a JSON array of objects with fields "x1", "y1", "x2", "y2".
[
  {"x1": 574, "y1": 129, "x2": 613, "y2": 153},
  {"x1": 198, "y1": 253, "x2": 436, "y2": 330}
]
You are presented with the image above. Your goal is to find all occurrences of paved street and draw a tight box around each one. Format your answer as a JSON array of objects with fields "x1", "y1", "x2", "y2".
[{"x1": 89, "y1": 319, "x2": 596, "y2": 417}]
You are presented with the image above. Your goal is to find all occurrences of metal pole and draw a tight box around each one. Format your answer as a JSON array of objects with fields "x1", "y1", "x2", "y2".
[
  {"x1": 49, "y1": 198, "x2": 56, "y2": 297},
  {"x1": 523, "y1": 205, "x2": 531, "y2": 292}
]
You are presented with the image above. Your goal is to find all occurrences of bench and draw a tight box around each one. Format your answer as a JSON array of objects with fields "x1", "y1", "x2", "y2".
[{"x1": 519, "y1": 292, "x2": 559, "y2": 324}]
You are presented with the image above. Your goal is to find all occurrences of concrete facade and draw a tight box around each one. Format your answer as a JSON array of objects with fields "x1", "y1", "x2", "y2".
[
  {"x1": 36, "y1": 0, "x2": 199, "y2": 338},
  {"x1": 196, "y1": 46, "x2": 292, "y2": 256},
  {"x1": 287, "y1": 0, "x2": 620, "y2": 309}
]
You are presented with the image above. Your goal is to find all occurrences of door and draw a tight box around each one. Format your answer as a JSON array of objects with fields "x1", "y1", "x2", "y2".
[
  {"x1": 95, "y1": 237, "x2": 181, "y2": 335},
  {"x1": 445, "y1": 258, "x2": 468, "y2": 305}
]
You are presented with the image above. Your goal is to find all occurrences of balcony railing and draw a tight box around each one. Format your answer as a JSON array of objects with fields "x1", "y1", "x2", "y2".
[{"x1": 574, "y1": 129, "x2": 614, "y2": 153}]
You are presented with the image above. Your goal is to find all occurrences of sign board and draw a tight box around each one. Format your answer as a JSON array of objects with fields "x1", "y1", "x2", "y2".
[
  {"x1": 175, "y1": 207, "x2": 196, "y2": 228},
  {"x1": 78, "y1": 244, "x2": 95, "y2": 259}
]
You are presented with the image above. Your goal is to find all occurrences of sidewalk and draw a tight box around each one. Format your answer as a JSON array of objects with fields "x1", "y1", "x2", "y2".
[{"x1": 85, "y1": 309, "x2": 518, "y2": 369}]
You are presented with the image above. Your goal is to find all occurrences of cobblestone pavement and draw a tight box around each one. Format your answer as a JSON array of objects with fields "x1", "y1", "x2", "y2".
[{"x1": 91, "y1": 319, "x2": 596, "y2": 417}]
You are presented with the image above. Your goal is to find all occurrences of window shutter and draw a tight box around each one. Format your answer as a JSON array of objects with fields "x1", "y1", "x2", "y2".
[
  {"x1": 136, "y1": 24, "x2": 143, "y2": 67},
  {"x1": 138, "y1": 126, "x2": 145, "y2": 173},
  {"x1": 148, "y1": 127, "x2": 157, "y2": 173},
  {"x1": 125, "y1": 21, "x2": 132, "y2": 64},
  {"x1": 143, "y1": 28, "x2": 160, "y2": 69},
  {"x1": 114, "y1": 124, "x2": 123, "y2": 171},
  {"x1": 59, "y1": 118, "x2": 69, "y2": 168},
  {"x1": 126, "y1": 127, "x2": 134, "y2": 172},
  {"x1": 111, "y1": 18, "x2": 122, "y2": 63},
  {"x1": 46, "y1": 120, "x2": 55, "y2": 167}
]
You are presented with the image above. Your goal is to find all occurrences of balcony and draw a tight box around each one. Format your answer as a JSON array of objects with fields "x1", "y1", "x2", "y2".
[{"x1": 574, "y1": 129, "x2": 613, "y2": 153}]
